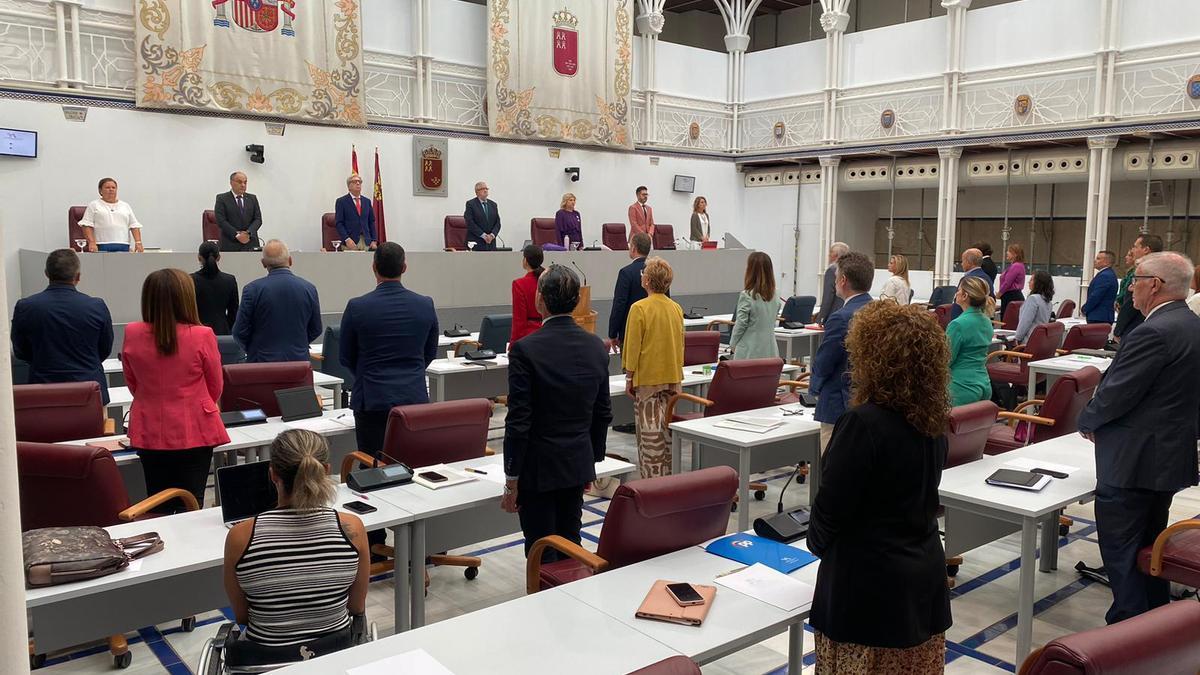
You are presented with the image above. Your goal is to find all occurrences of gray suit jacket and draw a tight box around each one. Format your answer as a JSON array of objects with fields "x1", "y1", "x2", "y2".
[
  {"x1": 817, "y1": 264, "x2": 843, "y2": 323},
  {"x1": 1078, "y1": 301, "x2": 1200, "y2": 492}
]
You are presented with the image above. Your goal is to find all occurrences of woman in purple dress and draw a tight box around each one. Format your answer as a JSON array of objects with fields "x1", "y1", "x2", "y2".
[{"x1": 555, "y1": 193, "x2": 583, "y2": 249}]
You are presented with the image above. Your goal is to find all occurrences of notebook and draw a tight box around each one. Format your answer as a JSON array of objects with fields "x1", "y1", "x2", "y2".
[
  {"x1": 216, "y1": 460, "x2": 278, "y2": 528},
  {"x1": 705, "y1": 533, "x2": 818, "y2": 574},
  {"x1": 634, "y1": 580, "x2": 717, "y2": 626}
]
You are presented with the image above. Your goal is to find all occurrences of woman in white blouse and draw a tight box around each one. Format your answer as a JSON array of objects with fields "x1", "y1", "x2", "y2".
[
  {"x1": 80, "y1": 177, "x2": 143, "y2": 252},
  {"x1": 879, "y1": 254, "x2": 912, "y2": 304},
  {"x1": 689, "y1": 196, "x2": 710, "y2": 243}
]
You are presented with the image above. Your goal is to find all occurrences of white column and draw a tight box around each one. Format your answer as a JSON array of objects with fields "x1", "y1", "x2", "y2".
[
  {"x1": 53, "y1": 0, "x2": 69, "y2": 88},
  {"x1": 1091, "y1": 0, "x2": 1121, "y2": 120},
  {"x1": 818, "y1": 155, "x2": 841, "y2": 293},
  {"x1": 1082, "y1": 137, "x2": 1118, "y2": 299},
  {"x1": 413, "y1": 0, "x2": 432, "y2": 122},
  {"x1": 636, "y1": 3, "x2": 665, "y2": 145},
  {"x1": 940, "y1": 0, "x2": 972, "y2": 132},
  {"x1": 934, "y1": 146, "x2": 963, "y2": 285},
  {"x1": 715, "y1": 0, "x2": 762, "y2": 152},
  {"x1": 819, "y1": 1, "x2": 850, "y2": 144}
]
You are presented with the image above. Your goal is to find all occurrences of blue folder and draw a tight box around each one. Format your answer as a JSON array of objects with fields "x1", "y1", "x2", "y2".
[{"x1": 704, "y1": 534, "x2": 818, "y2": 574}]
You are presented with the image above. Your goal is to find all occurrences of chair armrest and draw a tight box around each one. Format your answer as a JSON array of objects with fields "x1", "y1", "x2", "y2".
[
  {"x1": 453, "y1": 340, "x2": 482, "y2": 357},
  {"x1": 340, "y1": 451, "x2": 379, "y2": 482},
  {"x1": 991, "y1": 320, "x2": 1004, "y2": 327},
  {"x1": 665, "y1": 392, "x2": 714, "y2": 422},
  {"x1": 706, "y1": 319, "x2": 734, "y2": 330},
  {"x1": 1147, "y1": 519, "x2": 1200, "y2": 576},
  {"x1": 484, "y1": 446, "x2": 496, "y2": 456},
  {"x1": 525, "y1": 535, "x2": 609, "y2": 594},
  {"x1": 779, "y1": 379, "x2": 809, "y2": 393},
  {"x1": 986, "y1": 349, "x2": 1033, "y2": 363},
  {"x1": 103, "y1": 418, "x2": 116, "y2": 435},
  {"x1": 997, "y1": 411, "x2": 1056, "y2": 428},
  {"x1": 1013, "y1": 399, "x2": 1045, "y2": 415},
  {"x1": 310, "y1": 351, "x2": 324, "y2": 361},
  {"x1": 118, "y1": 488, "x2": 199, "y2": 520}
]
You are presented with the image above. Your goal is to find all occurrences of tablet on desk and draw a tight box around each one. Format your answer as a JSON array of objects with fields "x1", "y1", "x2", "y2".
[{"x1": 985, "y1": 468, "x2": 1051, "y2": 491}]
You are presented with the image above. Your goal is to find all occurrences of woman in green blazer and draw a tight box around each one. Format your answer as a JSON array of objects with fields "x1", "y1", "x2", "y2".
[
  {"x1": 730, "y1": 252, "x2": 782, "y2": 360},
  {"x1": 946, "y1": 275, "x2": 995, "y2": 406}
]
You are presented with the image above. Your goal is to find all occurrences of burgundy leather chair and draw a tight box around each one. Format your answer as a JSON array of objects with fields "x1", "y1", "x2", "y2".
[
  {"x1": 999, "y1": 300, "x2": 1024, "y2": 330},
  {"x1": 1058, "y1": 324, "x2": 1111, "y2": 354},
  {"x1": 933, "y1": 304, "x2": 953, "y2": 329},
  {"x1": 14, "y1": 382, "x2": 107, "y2": 443},
  {"x1": 984, "y1": 366, "x2": 1100, "y2": 455},
  {"x1": 1056, "y1": 299, "x2": 1076, "y2": 320},
  {"x1": 321, "y1": 212, "x2": 339, "y2": 250},
  {"x1": 1018, "y1": 599, "x2": 1200, "y2": 675},
  {"x1": 943, "y1": 400, "x2": 1000, "y2": 578},
  {"x1": 667, "y1": 357, "x2": 785, "y2": 422},
  {"x1": 628, "y1": 656, "x2": 702, "y2": 675},
  {"x1": 340, "y1": 398, "x2": 493, "y2": 579},
  {"x1": 652, "y1": 224, "x2": 675, "y2": 250},
  {"x1": 531, "y1": 218, "x2": 557, "y2": 247},
  {"x1": 683, "y1": 331, "x2": 720, "y2": 366},
  {"x1": 68, "y1": 205, "x2": 87, "y2": 248},
  {"x1": 202, "y1": 209, "x2": 220, "y2": 243},
  {"x1": 1138, "y1": 520, "x2": 1200, "y2": 590},
  {"x1": 986, "y1": 321, "x2": 1065, "y2": 398},
  {"x1": 444, "y1": 215, "x2": 468, "y2": 250},
  {"x1": 526, "y1": 466, "x2": 738, "y2": 593},
  {"x1": 18, "y1": 442, "x2": 198, "y2": 667},
  {"x1": 220, "y1": 362, "x2": 314, "y2": 417},
  {"x1": 602, "y1": 223, "x2": 628, "y2": 250}
]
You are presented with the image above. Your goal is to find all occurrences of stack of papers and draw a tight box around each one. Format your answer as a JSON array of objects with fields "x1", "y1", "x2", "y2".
[
  {"x1": 712, "y1": 416, "x2": 784, "y2": 434},
  {"x1": 715, "y1": 563, "x2": 815, "y2": 611},
  {"x1": 284, "y1": 415, "x2": 354, "y2": 433},
  {"x1": 412, "y1": 464, "x2": 479, "y2": 490},
  {"x1": 1001, "y1": 457, "x2": 1080, "y2": 476}
]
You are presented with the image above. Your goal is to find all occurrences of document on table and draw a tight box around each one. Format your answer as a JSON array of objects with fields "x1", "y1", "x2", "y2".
[
  {"x1": 1001, "y1": 457, "x2": 1080, "y2": 476},
  {"x1": 713, "y1": 416, "x2": 783, "y2": 433},
  {"x1": 284, "y1": 415, "x2": 353, "y2": 433},
  {"x1": 460, "y1": 464, "x2": 506, "y2": 484},
  {"x1": 347, "y1": 649, "x2": 454, "y2": 675},
  {"x1": 714, "y1": 563, "x2": 815, "y2": 612}
]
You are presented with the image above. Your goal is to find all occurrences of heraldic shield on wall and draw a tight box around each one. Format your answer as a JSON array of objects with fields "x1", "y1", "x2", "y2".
[
  {"x1": 487, "y1": 0, "x2": 633, "y2": 150},
  {"x1": 135, "y1": 0, "x2": 366, "y2": 126},
  {"x1": 412, "y1": 137, "x2": 449, "y2": 197}
]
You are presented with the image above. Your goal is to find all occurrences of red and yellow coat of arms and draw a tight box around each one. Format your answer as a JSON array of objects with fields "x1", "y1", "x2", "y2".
[
  {"x1": 420, "y1": 145, "x2": 444, "y2": 191},
  {"x1": 213, "y1": 0, "x2": 297, "y2": 37},
  {"x1": 552, "y1": 9, "x2": 579, "y2": 77}
]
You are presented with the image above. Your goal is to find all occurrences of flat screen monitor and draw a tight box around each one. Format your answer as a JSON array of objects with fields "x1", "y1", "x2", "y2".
[
  {"x1": 673, "y1": 175, "x2": 695, "y2": 193},
  {"x1": 0, "y1": 128, "x2": 37, "y2": 158}
]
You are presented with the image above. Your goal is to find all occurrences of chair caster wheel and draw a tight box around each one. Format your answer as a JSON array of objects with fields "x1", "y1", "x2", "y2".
[
  {"x1": 754, "y1": 490, "x2": 766, "y2": 501},
  {"x1": 730, "y1": 502, "x2": 738, "y2": 512},
  {"x1": 464, "y1": 566, "x2": 478, "y2": 581},
  {"x1": 114, "y1": 651, "x2": 132, "y2": 669},
  {"x1": 30, "y1": 654, "x2": 46, "y2": 669},
  {"x1": 946, "y1": 564, "x2": 959, "y2": 577},
  {"x1": 181, "y1": 616, "x2": 196, "y2": 632},
  {"x1": 1059, "y1": 524, "x2": 1069, "y2": 537}
]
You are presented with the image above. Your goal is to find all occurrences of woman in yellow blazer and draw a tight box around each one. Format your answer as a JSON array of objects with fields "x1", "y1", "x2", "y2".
[{"x1": 622, "y1": 257, "x2": 684, "y2": 478}]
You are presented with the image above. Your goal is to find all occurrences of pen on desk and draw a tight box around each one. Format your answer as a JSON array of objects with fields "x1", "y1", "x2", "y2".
[
  {"x1": 463, "y1": 467, "x2": 488, "y2": 475},
  {"x1": 351, "y1": 491, "x2": 370, "y2": 500}
]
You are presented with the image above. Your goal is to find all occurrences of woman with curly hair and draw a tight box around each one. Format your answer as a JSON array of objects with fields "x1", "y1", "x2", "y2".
[{"x1": 807, "y1": 301, "x2": 952, "y2": 675}]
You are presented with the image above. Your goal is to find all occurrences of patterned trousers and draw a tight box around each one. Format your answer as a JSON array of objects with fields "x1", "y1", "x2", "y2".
[
  {"x1": 634, "y1": 383, "x2": 681, "y2": 479},
  {"x1": 814, "y1": 632, "x2": 945, "y2": 675}
]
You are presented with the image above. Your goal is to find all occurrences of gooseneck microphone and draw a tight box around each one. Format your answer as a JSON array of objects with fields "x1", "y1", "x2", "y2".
[{"x1": 571, "y1": 260, "x2": 588, "y2": 286}]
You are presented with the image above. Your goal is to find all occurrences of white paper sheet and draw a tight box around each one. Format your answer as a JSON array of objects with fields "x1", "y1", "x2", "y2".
[
  {"x1": 713, "y1": 418, "x2": 783, "y2": 434},
  {"x1": 713, "y1": 563, "x2": 815, "y2": 612},
  {"x1": 460, "y1": 464, "x2": 506, "y2": 484},
  {"x1": 284, "y1": 416, "x2": 353, "y2": 433},
  {"x1": 1001, "y1": 457, "x2": 1080, "y2": 475},
  {"x1": 347, "y1": 649, "x2": 455, "y2": 675}
]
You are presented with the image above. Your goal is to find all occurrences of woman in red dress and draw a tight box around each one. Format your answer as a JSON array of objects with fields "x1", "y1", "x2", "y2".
[{"x1": 510, "y1": 244, "x2": 545, "y2": 344}]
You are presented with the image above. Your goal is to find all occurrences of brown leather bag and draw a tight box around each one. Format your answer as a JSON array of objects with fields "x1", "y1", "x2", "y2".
[{"x1": 22, "y1": 526, "x2": 163, "y2": 588}]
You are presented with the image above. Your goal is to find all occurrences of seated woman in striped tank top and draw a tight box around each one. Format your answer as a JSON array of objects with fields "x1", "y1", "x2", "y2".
[{"x1": 223, "y1": 430, "x2": 369, "y2": 654}]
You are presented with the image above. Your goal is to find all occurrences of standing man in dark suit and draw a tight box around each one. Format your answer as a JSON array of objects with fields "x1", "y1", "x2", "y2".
[
  {"x1": 214, "y1": 171, "x2": 263, "y2": 252},
  {"x1": 12, "y1": 249, "x2": 113, "y2": 403},
  {"x1": 816, "y1": 242, "x2": 848, "y2": 324},
  {"x1": 976, "y1": 241, "x2": 998, "y2": 288},
  {"x1": 1078, "y1": 251, "x2": 1200, "y2": 624},
  {"x1": 809, "y1": 251, "x2": 874, "y2": 450},
  {"x1": 607, "y1": 232, "x2": 652, "y2": 346},
  {"x1": 339, "y1": 242, "x2": 439, "y2": 454},
  {"x1": 464, "y1": 181, "x2": 501, "y2": 251},
  {"x1": 501, "y1": 265, "x2": 612, "y2": 560},
  {"x1": 334, "y1": 174, "x2": 377, "y2": 251},
  {"x1": 1113, "y1": 233, "x2": 1164, "y2": 341},
  {"x1": 232, "y1": 239, "x2": 322, "y2": 363},
  {"x1": 950, "y1": 248, "x2": 994, "y2": 320},
  {"x1": 1082, "y1": 250, "x2": 1119, "y2": 325}
]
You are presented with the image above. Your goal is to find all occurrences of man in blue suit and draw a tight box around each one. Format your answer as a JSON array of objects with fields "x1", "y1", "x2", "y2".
[
  {"x1": 334, "y1": 174, "x2": 377, "y2": 251},
  {"x1": 1081, "y1": 250, "x2": 1118, "y2": 324},
  {"x1": 809, "y1": 251, "x2": 874, "y2": 450},
  {"x1": 12, "y1": 249, "x2": 113, "y2": 403},
  {"x1": 949, "y1": 248, "x2": 993, "y2": 320},
  {"x1": 464, "y1": 181, "x2": 501, "y2": 250},
  {"x1": 1078, "y1": 251, "x2": 1200, "y2": 624},
  {"x1": 232, "y1": 239, "x2": 322, "y2": 363},
  {"x1": 607, "y1": 232, "x2": 652, "y2": 345},
  {"x1": 339, "y1": 242, "x2": 439, "y2": 454}
]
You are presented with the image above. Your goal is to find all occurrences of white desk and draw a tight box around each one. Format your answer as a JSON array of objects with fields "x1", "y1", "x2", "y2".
[
  {"x1": 1026, "y1": 353, "x2": 1112, "y2": 393},
  {"x1": 938, "y1": 434, "x2": 1098, "y2": 665},
  {"x1": 425, "y1": 354, "x2": 510, "y2": 402},
  {"x1": 669, "y1": 404, "x2": 822, "y2": 531},
  {"x1": 684, "y1": 313, "x2": 732, "y2": 330},
  {"x1": 558, "y1": 541, "x2": 819, "y2": 675},
  {"x1": 310, "y1": 332, "x2": 481, "y2": 360},
  {"x1": 773, "y1": 327, "x2": 822, "y2": 363}
]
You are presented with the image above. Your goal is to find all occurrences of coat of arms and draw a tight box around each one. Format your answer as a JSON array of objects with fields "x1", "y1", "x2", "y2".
[
  {"x1": 1014, "y1": 94, "x2": 1033, "y2": 117},
  {"x1": 880, "y1": 109, "x2": 896, "y2": 130},
  {"x1": 1188, "y1": 75, "x2": 1200, "y2": 100},
  {"x1": 213, "y1": 0, "x2": 297, "y2": 37},
  {"x1": 420, "y1": 145, "x2": 444, "y2": 191},
  {"x1": 552, "y1": 9, "x2": 579, "y2": 77}
]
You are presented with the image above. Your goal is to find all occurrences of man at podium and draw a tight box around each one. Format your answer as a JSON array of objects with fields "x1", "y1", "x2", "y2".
[
  {"x1": 335, "y1": 174, "x2": 377, "y2": 251},
  {"x1": 214, "y1": 171, "x2": 263, "y2": 252}
]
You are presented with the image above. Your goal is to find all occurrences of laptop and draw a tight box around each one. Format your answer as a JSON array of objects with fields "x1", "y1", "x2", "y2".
[
  {"x1": 275, "y1": 386, "x2": 323, "y2": 422},
  {"x1": 216, "y1": 461, "x2": 278, "y2": 528}
]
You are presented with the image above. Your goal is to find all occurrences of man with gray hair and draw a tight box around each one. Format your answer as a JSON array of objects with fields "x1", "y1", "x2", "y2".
[
  {"x1": 816, "y1": 242, "x2": 849, "y2": 323},
  {"x1": 1078, "y1": 251, "x2": 1200, "y2": 624},
  {"x1": 334, "y1": 173, "x2": 377, "y2": 251},
  {"x1": 214, "y1": 170, "x2": 263, "y2": 252},
  {"x1": 464, "y1": 181, "x2": 501, "y2": 250},
  {"x1": 950, "y1": 247, "x2": 994, "y2": 320},
  {"x1": 232, "y1": 239, "x2": 322, "y2": 362}
]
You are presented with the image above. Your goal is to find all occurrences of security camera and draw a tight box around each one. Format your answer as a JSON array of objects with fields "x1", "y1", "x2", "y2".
[
  {"x1": 565, "y1": 166, "x2": 580, "y2": 182},
  {"x1": 246, "y1": 144, "x2": 265, "y2": 164}
]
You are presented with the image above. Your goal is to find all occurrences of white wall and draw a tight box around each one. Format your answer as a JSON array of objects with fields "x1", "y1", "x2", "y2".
[
  {"x1": 1119, "y1": 0, "x2": 1200, "y2": 49},
  {"x1": 963, "y1": 0, "x2": 1099, "y2": 72},
  {"x1": 842, "y1": 16, "x2": 948, "y2": 87},
  {"x1": 744, "y1": 41, "x2": 825, "y2": 101},
  {"x1": 655, "y1": 41, "x2": 728, "y2": 101},
  {"x1": 363, "y1": 0, "x2": 414, "y2": 55},
  {"x1": 735, "y1": 182, "x2": 822, "y2": 297},
  {"x1": 428, "y1": 0, "x2": 487, "y2": 67}
]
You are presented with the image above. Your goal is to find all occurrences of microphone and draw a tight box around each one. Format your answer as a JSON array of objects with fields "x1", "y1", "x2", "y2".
[
  {"x1": 684, "y1": 306, "x2": 707, "y2": 320},
  {"x1": 236, "y1": 396, "x2": 261, "y2": 409},
  {"x1": 676, "y1": 237, "x2": 694, "y2": 250},
  {"x1": 592, "y1": 239, "x2": 599, "y2": 249},
  {"x1": 688, "y1": 306, "x2": 708, "y2": 315},
  {"x1": 497, "y1": 234, "x2": 506, "y2": 248},
  {"x1": 571, "y1": 260, "x2": 588, "y2": 286}
]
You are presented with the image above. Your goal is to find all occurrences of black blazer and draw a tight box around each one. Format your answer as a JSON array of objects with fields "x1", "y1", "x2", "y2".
[
  {"x1": 191, "y1": 270, "x2": 239, "y2": 335},
  {"x1": 980, "y1": 255, "x2": 998, "y2": 287},
  {"x1": 808, "y1": 403, "x2": 951, "y2": 649},
  {"x1": 214, "y1": 191, "x2": 263, "y2": 252},
  {"x1": 817, "y1": 264, "x2": 843, "y2": 323},
  {"x1": 503, "y1": 316, "x2": 613, "y2": 492},
  {"x1": 463, "y1": 198, "x2": 501, "y2": 250},
  {"x1": 608, "y1": 256, "x2": 648, "y2": 341},
  {"x1": 1113, "y1": 289, "x2": 1144, "y2": 339},
  {"x1": 1078, "y1": 301, "x2": 1200, "y2": 492},
  {"x1": 11, "y1": 283, "x2": 114, "y2": 404}
]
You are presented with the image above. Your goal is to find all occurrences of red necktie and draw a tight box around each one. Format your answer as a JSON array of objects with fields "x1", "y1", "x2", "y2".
[{"x1": 354, "y1": 196, "x2": 361, "y2": 215}]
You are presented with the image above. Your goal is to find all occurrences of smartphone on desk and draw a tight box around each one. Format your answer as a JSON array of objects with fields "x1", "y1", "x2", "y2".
[
  {"x1": 665, "y1": 582, "x2": 706, "y2": 607},
  {"x1": 417, "y1": 471, "x2": 449, "y2": 483},
  {"x1": 343, "y1": 501, "x2": 377, "y2": 515}
]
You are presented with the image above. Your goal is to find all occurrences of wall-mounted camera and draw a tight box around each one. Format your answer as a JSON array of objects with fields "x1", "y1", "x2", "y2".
[
  {"x1": 565, "y1": 166, "x2": 580, "y2": 182},
  {"x1": 246, "y1": 144, "x2": 265, "y2": 164}
]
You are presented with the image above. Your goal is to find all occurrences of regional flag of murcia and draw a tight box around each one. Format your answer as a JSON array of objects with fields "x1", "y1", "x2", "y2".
[{"x1": 552, "y1": 9, "x2": 579, "y2": 77}]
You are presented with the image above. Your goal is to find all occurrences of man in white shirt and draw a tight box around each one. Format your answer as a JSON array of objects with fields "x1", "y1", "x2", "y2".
[{"x1": 80, "y1": 177, "x2": 143, "y2": 253}]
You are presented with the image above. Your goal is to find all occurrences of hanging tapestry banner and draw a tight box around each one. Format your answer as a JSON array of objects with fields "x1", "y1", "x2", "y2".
[
  {"x1": 135, "y1": 0, "x2": 366, "y2": 127},
  {"x1": 487, "y1": 0, "x2": 633, "y2": 149}
]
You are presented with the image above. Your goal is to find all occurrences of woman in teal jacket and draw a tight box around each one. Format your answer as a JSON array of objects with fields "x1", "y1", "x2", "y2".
[
  {"x1": 946, "y1": 275, "x2": 995, "y2": 406},
  {"x1": 729, "y1": 252, "x2": 782, "y2": 360}
]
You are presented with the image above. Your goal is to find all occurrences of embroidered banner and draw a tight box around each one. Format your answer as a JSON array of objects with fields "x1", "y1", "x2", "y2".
[
  {"x1": 135, "y1": 0, "x2": 366, "y2": 127},
  {"x1": 487, "y1": 0, "x2": 633, "y2": 149}
]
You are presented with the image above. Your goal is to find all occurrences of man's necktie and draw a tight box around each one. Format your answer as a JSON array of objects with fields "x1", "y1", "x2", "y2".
[
  {"x1": 642, "y1": 205, "x2": 647, "y2": 221},
  {"x1": 354, "y1": 197, "x2": 362, "y2": 215},
  {"x1": 236, "y1": 195, "x2": 244, "y2": 213},
  {"x1": 482, "y1": 200, "x2": 488, "y2": 218}
]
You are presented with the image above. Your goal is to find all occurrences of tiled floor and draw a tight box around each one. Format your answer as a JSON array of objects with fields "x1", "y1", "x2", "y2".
[{"x1": 34, "y1": 417, "x2": 1200, "y2": 674}]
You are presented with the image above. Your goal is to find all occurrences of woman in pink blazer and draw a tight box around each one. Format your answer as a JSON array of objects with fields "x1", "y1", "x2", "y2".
[{"x1": 122, "y1": 268, "x2": 229, "y2": 510}]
